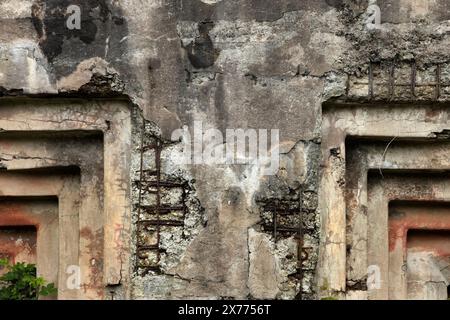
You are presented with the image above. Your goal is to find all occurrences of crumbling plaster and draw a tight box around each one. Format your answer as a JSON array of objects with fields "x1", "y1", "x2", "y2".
[{"x1": 2, "y1": 0, "x2": 450, "y2": 300}]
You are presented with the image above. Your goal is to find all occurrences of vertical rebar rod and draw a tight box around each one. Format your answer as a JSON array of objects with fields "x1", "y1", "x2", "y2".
[
  {"x1": 389, "y1": 62, "x2": 395, "y2": 100},
  {"x1": 273, "y1": 209, "x2": 278, "y2": 242},
  {"x1": 411, "y1": 61, "x2": 416, "y2": 98},
  {"x1": 436, "y1": 64, "x2": 441, "y2": 100},
  {"x1": 136, "y1": 116, "x2": 146, "y2": 273},
  {"x1": 369, "y1": 62, "x2": 374, "y2": 99},
  {"x1": 155, "y1": 140, "x2": 162, "y2": 265}
]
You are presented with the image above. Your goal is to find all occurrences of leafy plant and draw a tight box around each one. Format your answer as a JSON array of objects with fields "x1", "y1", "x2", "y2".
[
  {"x1": 0, "y1": 258, "x2": 57, "y2": 300},
  {"x1": 320, "y1": 296, "x2": 338, "y2": 300}
]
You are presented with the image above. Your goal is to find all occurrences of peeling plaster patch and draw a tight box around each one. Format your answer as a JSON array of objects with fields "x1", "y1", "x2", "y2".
[
  {"x1": 0, "y1": 40, "x2": 56, "y2": 93},
  {"x1": 399, "y1": 0, "x2": 437, "y2": 19},
  {"x1": 323, "y1": 72, "x2": 347, "y2": 100},
  {"x1": 248, "y1": 228, "x2": 281, "y2": 299},
  {"x1": 56, "y1": 57, "x2": 120, "y2": 91},
  {"x1": 26, "y1": 55, "x2": 50, "y2": 93},
  {"x1": 0, "y1": 0, "x2": 33, "y2": 19}
]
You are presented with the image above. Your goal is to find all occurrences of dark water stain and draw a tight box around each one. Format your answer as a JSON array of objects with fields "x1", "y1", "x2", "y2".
[
  {"x1": 185, "y1": 21, "x2": 220, "y2": 69},
  {"x1": 325, "y1": 0, "x2": 344, "y2": 9},
  {"x1": 31, "y1": 0, "x2": 128, "y2": 78}
]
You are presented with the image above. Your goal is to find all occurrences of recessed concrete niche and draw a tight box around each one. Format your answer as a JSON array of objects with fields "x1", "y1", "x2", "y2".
[
  {"x1": 368, "y1": 173, "x2": 450, "y2": 300},
  {"x1": 0, "y1": 99, "x2": 132, "y2": 299},
  {"x1": 406, "y1": 228, "x2": 450, "y2": 300},
  {"x1": 390, "y1": 203, "x2": 450, "y2": 300},
  {"x1": 0, "y1": 198, "x2": 57, "y2": 281},
  {"x1": 320, "y1": 103, "x2": 450, "y2": 300},
  {"x1": 0, "y1": 225, "x2": 37, "y2": 270}
]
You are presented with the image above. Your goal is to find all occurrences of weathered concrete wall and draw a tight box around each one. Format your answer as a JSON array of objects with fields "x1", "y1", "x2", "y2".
[
  {"x1": 0, "y1": 99, "x2": 132, "y2": 299},
  {"x1": 1, "y1": 0, "x2": 450, "y2": 300}
]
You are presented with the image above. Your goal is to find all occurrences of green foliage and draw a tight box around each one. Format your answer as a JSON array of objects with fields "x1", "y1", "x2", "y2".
[
  {"x1": 0, "y1": 258, "x2": 57, "y2": 300},
  {"x1": 320, "y1": 296, "x2": 338, "y2": 300}
]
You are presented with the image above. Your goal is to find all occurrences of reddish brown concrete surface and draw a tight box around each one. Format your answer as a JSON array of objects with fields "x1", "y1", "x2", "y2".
[
  {"x1": 408, "y1": 230, "x2": 450, "y2": 257},
  {"x1": 389, "y1": 202, "x2": 450, "y2": 255},
  {"x1": 0, "y1": 226, "x2": 36, "y2": 269}
]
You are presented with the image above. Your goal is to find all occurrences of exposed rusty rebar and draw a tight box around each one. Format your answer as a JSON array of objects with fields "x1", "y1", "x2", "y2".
[{"x1": 136, "y1": 128, "x2": 187, "y2": 274}]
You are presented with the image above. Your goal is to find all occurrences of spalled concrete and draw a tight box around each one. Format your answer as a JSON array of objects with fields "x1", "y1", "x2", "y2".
[{"x1": 2, "y1": 0, "x2": 450, "y2": 300}]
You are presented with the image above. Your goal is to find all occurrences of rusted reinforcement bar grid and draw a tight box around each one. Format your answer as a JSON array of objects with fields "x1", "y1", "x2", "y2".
[
  {"x1": 364, "y1": 61, "x2": 445, "y2": 100},
  {"x1": 136, "y1": 118, "x2": 187, "y2": 275},
  {"x1": 258, "y1": 197, "x2": 306, "y2": 299}
]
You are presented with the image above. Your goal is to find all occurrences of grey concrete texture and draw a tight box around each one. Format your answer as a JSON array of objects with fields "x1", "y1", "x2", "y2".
[{"x1": 1, "y1": 1, "x2": 450, "y2": 300}]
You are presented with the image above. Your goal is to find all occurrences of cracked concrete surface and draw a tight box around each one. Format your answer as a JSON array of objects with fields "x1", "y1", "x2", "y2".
[{"x1": 2, "y1": 0, "x2": 450, "y2": 300}]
